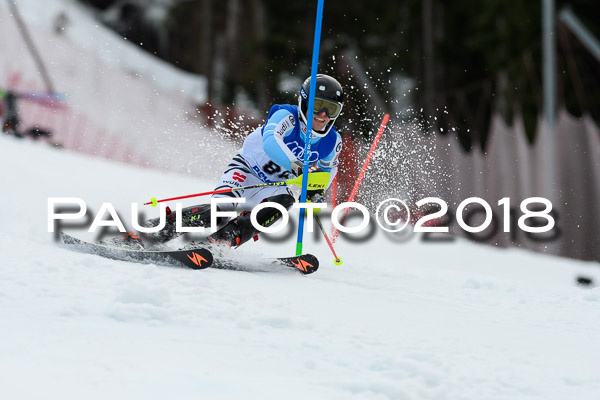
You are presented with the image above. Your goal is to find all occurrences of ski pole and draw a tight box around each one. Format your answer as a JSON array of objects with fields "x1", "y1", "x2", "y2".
[
  {"x1": 332, "y1": 113, "x2": 390, "y2": 243},
  {"x1": 295, "y1": 0, "x2": 325, "y2": 256},
  {"x1": 144, "y1": 172, "x2": 330, "y2": 207},
  {"x1": 314, "y1": 213, "x2": 343, "y2": 266}
]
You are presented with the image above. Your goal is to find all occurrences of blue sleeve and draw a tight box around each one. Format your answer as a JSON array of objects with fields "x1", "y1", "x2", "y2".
[
  {"x1": 317, "y1": 133, "x2": 342, "y2": 172},
  {"x1": 262, "y1": 109, "x2": 299, "y2": 172},
  {"x1": 317, "y1": 133, "x2": 342, "y2": 189}
]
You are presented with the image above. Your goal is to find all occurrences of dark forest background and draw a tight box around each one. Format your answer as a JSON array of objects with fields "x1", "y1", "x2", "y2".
[{"x1": 78, "y1": 0, "x2": 600, "y2": 150}]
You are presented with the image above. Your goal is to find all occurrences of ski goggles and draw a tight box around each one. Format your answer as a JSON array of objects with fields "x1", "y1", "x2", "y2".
[{"x1": 312, "y1": 97, "x2": 343, "y2": 119}]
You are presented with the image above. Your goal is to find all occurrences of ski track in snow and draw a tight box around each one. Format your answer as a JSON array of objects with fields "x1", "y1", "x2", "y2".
[{"x1": 1, "y1": 136, "x2": 600, "y2": 400}]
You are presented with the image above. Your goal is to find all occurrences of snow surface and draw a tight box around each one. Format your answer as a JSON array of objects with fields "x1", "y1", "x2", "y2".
[{"x1": 1, "y1": 135, "x2": 600, "y2": 400}]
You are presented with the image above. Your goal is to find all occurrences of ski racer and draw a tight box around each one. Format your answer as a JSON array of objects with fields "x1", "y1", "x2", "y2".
[
  {"x1": 206, "y1": 73, "x2": 345, "y2": 247},
  {"x1": 110, "y1": 74, "x2": 345, "y2": 249}
]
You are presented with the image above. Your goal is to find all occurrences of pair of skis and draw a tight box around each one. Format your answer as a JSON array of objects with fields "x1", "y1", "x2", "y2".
[{"x1": 60, "y1": 233, "x2": 319, "y2": 274}]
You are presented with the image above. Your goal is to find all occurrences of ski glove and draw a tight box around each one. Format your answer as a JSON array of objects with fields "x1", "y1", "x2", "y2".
[
  {"x1": 290, "y1": 160, "x2": 304, "y2": 177},
  {"x1": 307, "y1": 189, "x2": 325, "y2": 203},
  {"x1": 306, "y1": 189, "x2": 324, "y2": 215}
]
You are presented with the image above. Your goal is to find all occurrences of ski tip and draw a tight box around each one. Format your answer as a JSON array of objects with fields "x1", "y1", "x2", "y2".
[
  {"x1": 290, "y1": 254, "x2": 319, "y2": 274},
  {"x1": 180, "y1": 249, "x2": 213, "y2": 270},
  {"x1": 59, "y1": 231, "x2": 74, "y2": 244}
]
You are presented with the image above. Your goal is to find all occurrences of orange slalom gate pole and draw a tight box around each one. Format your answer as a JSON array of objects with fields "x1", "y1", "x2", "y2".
[
  {"x1": 314, "y1": 214, "x2": 342, "y2": 265},
  {"x1": 332, "y1": 113, "x2": 390, "y2": 243}
]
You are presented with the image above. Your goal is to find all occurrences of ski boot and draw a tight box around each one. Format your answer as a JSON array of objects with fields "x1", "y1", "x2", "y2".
[
  {"x1": 144, "y1": 204, "x2": 212, "y2": 242},
  {"x1": 100, "y1": 233, "x2": 146, "y2": 250},
  {"x1": 208, "y1": 194, "x2": 295, "y2": 248}
]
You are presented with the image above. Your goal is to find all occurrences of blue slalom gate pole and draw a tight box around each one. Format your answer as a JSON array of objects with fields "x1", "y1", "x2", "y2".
[{"x1": 296, "y1": 0, "x2": 325, "y2": 255}]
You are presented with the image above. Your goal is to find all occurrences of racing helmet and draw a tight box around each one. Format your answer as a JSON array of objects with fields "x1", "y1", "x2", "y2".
[{"x1": 298, "y1": 74, "x2": 344, "y2": 137}]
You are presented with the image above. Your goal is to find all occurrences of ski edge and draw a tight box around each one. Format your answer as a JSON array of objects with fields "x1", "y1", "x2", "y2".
[
  {"x1": 210, "y1": 253, "x2": 319, "y2": 274},
  {"x1": 60, "y1": 232, "x2": 214, "y2": 270},
  {"x1": 59, "y1": 233, "x2": 318, "y2": 274}
]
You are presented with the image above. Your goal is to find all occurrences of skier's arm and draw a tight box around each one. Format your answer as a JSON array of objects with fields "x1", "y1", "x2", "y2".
[
  {"x1": 316, "y1": 133, "x2": 342, "y2": 189},
  {"x1": 307, "y1": 134, "x2": 342, "y2": 204},
  {"x1": 262, "y1": 109, "x2": 300, "y2": 173}
]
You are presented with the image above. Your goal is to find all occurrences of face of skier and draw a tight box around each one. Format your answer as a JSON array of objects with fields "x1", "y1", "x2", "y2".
[{"x1": 312, "y1": 110, "x2": 330, "y2": 132}]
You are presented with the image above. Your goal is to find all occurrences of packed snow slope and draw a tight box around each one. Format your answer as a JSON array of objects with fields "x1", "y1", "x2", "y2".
[{"x1": 1, "y1": 135, "x2": 599, "y2": 400}]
